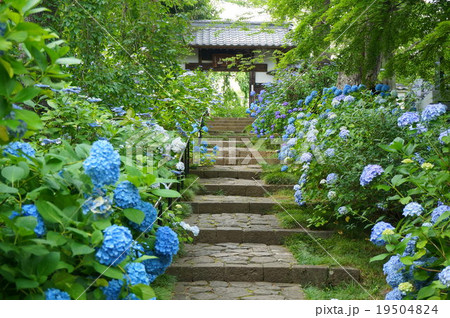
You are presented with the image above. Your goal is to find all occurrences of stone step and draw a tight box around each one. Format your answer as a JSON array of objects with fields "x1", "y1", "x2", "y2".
[
  {"x1": 199, "y1": 178, "x2": 292, "y2": 197},
  {"x1": 173, "y1": 281, "x2": 305, "y2": 300},
  {"x1": 207, "y1": 124, "x2": 250, "y2": 130},
  {"x1": 214, "y1": 157, "x2": 279, "y2": 165},
  {"x1": 204, "y1": 133, "x2": 252, "y2": 139},
  {"x1": 190, "y1": 165, "x2": 262, "y2": 179},
  {"x1": 167, "y1": 243, "x2": 360, "y2": 285},
  {"x1": 187, "y1": 195, "x2": 273, "y2": 213},
  {"x1": 208, "y1": 117, "x2": 254, "y2": 123},
  {"x1": 185, "y1": 213, "x2": 333, "y2": 244},
  {"x1": 207, "y1": 147, "x2": 275, "y2": 158}
]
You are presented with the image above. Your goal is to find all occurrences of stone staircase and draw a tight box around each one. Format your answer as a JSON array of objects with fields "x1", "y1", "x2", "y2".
[{"x1": 168, "y1": 118, "x2": 360, "y2": 300}]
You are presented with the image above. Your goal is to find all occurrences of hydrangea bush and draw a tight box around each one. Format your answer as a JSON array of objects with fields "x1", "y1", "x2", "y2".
[{"x1": 0, "y1": 1, "x2": 202, "y2": 300}]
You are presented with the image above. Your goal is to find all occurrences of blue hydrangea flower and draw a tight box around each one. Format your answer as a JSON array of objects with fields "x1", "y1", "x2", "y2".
[
  {"x1": 124, "y1": 262, "x2": 150, "y2": 286},
  {"x1": 281, "y1": 165, "x2": 288, "y2": 172},
  {"x1": 422, "y1": 103, "x2": 447, "y2": 121},
  {"x1": 326, "y1": 173, "x2": 338, "y2": 184},
  {"x1": 338, "y1": 206, "x2": 348, "y2": 215},
  {"x1": 325, "y1": 129, "x2": 333, "y2": 137},
  {"x1": 343, "y1": 95, "x2": 355, "y2": 103},
  {"x1": 45, "y1": 288, "x2": 71, "y2": 300},
  {"x1": 412, "y1": 153, "x2": 425, "y2": 164},
  {"x1": 383, "y1": 255, "x2": 407, "y2": 287},
  {"x1": 3, "y1": 142, "x2": 36, "y2": 159},
  {"x1": 360, "y1": 164, "x2": 384, "y2": 186},
  {"x1": 300, "y1": 152, "x2": 313, "y2": 163},
  {"x1": 114, "y1": 181, "x2": 141, "y2": 209},
  {"x1": 402, "y1": 234, "x2": 418, "y2": 257},
  {"x1": 294, "y1": 189, "x2": 305, "y2": 206},
  {"x1": 339, "y1": 128, "x2": 350, "y2": 139},
  {"x1": 370, "y1": 221, "x2": 394, "y2": 246},
  {"x1": 154, "y1": 226, "x2": 179, "y2": 256},
  {"x1": 397, "y1": 112, "x2": 420, "y2": 127},
  {"x1": 431, "y1": 205, "x2": 450, "y2": 224},
  {"x1": 304, "y1": 95, "x2": 313, "y2": 105},
  {"x1": 439, "y1": 129, "x2": 450, "y2": 144},
  {"x1": 143, "y1": 250, "x2": 173, "y2": 276},
  {"x1": 402, "y1": 202, "x2": 423, "y2": 217},
  {"x1": 438, "y1": 266, "x2": 450, "y2": 287},
  {"x1": 375, "y1": 84, "x2": 383, "y2": 91},
  {"x1": 95, "y1": 225, "x2": 133, "y2": 266},
  {"x1": 83, "y1": 140, "x2": 120, "y2": 188},
  {"x1": 129, "y1": 201, "x2": 157, "y2": 232},
  {"x1": 286, "y1": 124, "x2": 296, "y2": 135},
  {"x1": 385, "y1": 288, "x2": 402, "y2": 300},
  {"x1": 124, "y1": 293, "x2": 140, "y2": 300},
  {"x1": 324, "y1": 148, "x2": 335, "y2": 157},
  {"x1": 421, "y1": 103, "x2": 447, "y2": 122},
  {"x1": 10, "y1": 204, "x2": 46, "y2": 237},
  {"x1": 102, "y1": 279, "x2": 123, "y2": 300}
]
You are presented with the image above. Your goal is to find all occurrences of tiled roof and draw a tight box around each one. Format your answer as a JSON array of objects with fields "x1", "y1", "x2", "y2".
[{"x1": 189, "y1": 20, "x2": 294, "y2": 49}]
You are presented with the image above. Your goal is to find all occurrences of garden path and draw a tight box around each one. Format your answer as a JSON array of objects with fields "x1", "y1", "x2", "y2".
[{"x1": 168, "y1": 118, "x2": 358, "y2": 300}]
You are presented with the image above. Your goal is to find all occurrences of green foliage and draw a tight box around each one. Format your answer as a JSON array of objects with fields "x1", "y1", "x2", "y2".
[
  {"x1": 257, "y1": 0, "x2": 449, "y2": 86},
  {"x1": 286, "y1": 234, "x2": 386, "y2": 299},
  {"x1": 263, "y1": 171, "x2": 298, "y2": 185},
  {"x1": 209, "y1": 72, "x2": 249, "y2": 118}
]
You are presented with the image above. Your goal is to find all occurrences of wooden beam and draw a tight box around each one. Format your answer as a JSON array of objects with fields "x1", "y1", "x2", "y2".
[{"x1": 185, "y1": 63, "x2": 268, "y2": 72}]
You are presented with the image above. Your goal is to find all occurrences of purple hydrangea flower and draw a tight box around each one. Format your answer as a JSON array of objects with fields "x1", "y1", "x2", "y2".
[
  {"x1": 397, "y1": 112, "x2": 420, "y2": 128},
  {"x1": 421, "y1": 103, "x2": 447, "y2": 122},
  {"x1": 300, "y1": 152, "x2": 313, "y2": 163},
  {"x1": 360, "y1": 164, "x2": 384, "y2": 186},
  {"x1": 431, "y1": 205, "x2": 450, "y2": 224}
]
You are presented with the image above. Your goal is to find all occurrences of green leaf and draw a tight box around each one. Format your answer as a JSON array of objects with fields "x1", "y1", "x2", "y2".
[
  {"x1": 14, "y1": 109, "x2": 43, "y2": 130},
  {"x1": 123, "y1": 208, "x2": 145, "y2": 225},
  {"x1": 16, "y1": 278, "x2": 39, "y2": 289},
  {"x1": 91, "y1": 230, "x2": 103, "y2": 246},
  {"x1": 67, "y1": 227, "x2": 89, "y2": 239},
  {"x1": 12, "y1": 86, "x2": 41, "y2": 103},
  {"x1": 68, "y1": 283, "x2": 87, "y2": 300},
  {"x1": 2, "y1": 165, "x2": 26, "y2": 183},
  {"x1": 36, "y1": 199, "x2": 65, "y2": 224},
  {"x1": 47, "y1": 231, "x2": 67, "y2": 246},
  {"x1": 151, "y1": 189, "x2": 181, "y2": 198},
  {"x1": 0, "y1": 38, "x2": 12, "y2": 51},
  {"x1": 70, "y1": 241, "x2": 95, "y2": 256},
  {"x1": 0, "y1": 58, "x2": 14, "y2": 78},
  {"x1": 93, "y1": 262, "x2": 124, "y2": 280},
  {"x1": 391, "y1": 174, "x2": 406, "y2": 187},
  {"x1": 369, "y1": 253, "x2": 390, "y2": 262},
  {"x1": 15, "y1": 216, "x2": 37, "y2": 236},
  {"x1": 92, "y1": 218, "x2": 111, "y2": 231},
  {"x1": 6, "y1": 31, "x2": 28, "y2": 42},
  {"x1": 22, "y1": 0, "x2": 42, "y2": 13},
  {"x1": 417, "y1": 284, "x2": 437, "y2": 299},
  {"x1": 129, "y1": 284, "x2": 156, "y2": 300},
  {"x1": 0, "y1": 182, "x2": 18, "y2": 193},
  {"x1": 37, "y1": 252, "x2": 60, "y2": 277},
  {"x1": 399, "y1": 196, "x2": 412, "y2": 205},
  {"x1": 55, "y1": 57, "x2": 82, "y2": 65},
  {"x1": 134, "y1": 255, "x2": 157, "y2": 263},
  {"x1": 21, "y1": 244, "x2": 49, "y2": 256}
]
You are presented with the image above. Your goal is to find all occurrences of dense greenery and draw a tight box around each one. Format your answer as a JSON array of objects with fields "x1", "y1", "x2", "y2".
[
  {"x1": 252, "y1": 0, "x2": 449, "y2": 86},
  {"x1": 0, "y1": 0, "x2": 213, "y2": 300}
]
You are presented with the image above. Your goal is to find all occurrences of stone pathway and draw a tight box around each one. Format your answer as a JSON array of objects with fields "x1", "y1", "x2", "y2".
[{"x1": 168, "y1": 117, "x2": 359, "y2": 300}]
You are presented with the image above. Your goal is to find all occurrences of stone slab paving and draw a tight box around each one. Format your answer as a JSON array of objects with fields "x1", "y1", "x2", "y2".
[
  {"x1": 191, "y1": 165, "x2": 262, "y2": 179},
  {"x1": 214, "y1": 157, "x2": 279, "y2": 166},
  {"x1": 199, "y1": 178, "x2": 292, "y2": 196},
  {"x1": 187, "y1": 195, "x2": 275, "y2": 214},
  {"x1": 184, "y1": 213, "x2": 333, "y2": 244},
  {"x1": 167, "y1": 243, "x2": 360, "y2": 285},
  {"x1": 173, "y1": 281, "x2": 305, "y2": 300}
]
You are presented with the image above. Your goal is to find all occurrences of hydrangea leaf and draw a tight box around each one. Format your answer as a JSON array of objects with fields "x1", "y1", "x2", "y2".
[
  {"x1": 69, "y1": 241, "x2": 95, "y2": 256},
  {"x1": 129, "y1": 284, "x2": 156, "y2": 300},
  {"x1": 369, "y1": 253, "x2": 390, "y2": 262},
  {"x1": 16, "y1": 278, "x2": 39, "y2": 289},
  {"x1": 93, "y1": 262, "x2": 124, "y2": 280},
  {"x1": 151, "y1": 189, "x2": 181, "y2": 198},
  {"x1": 0, "y1": 182, "x2": 18, "y2": 193},
  {"x1": 2, "y1": 165, "x2": 27, "y2": 183},
  {"x1": 123, "y1": 208, "x2": 145, "y2": 225}
]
